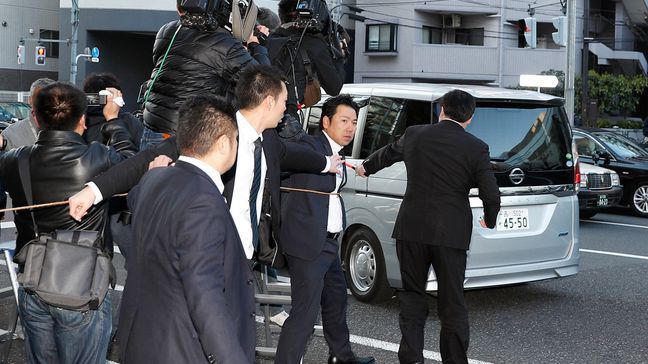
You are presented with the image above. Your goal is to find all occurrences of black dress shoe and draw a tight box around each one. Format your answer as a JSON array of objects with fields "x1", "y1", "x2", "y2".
[{"x1": 328, "y1": 355, "x2": 376, "y2": 364}]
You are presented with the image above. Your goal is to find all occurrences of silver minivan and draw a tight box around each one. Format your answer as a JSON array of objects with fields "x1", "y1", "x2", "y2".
[{"x1": 303, "y1": 83, "x2": 580, "y2": 302}]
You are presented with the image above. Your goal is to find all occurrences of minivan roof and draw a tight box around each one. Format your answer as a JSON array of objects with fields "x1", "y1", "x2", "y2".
[{"x1": 340, "y1": 83, "x2": 563, "y2": 103}]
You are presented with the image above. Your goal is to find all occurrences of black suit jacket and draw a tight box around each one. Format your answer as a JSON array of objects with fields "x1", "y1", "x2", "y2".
[
  {"x1": 363, "y1": 121, "x2": 501, "y2": 250},
  {"x1": 280, "y1": 131, "x2": 343, "y2": 260},
  {"x1": 118, "y1": 161, "x2": 255, "y2": 363},
  {"x1": 91, "y1": 129, "x2": 327, "y2": 238}
]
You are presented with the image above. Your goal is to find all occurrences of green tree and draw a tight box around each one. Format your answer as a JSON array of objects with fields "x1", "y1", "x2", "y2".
[{"x1": 582, "y1": 71, "x2": 648, "y2": 117}]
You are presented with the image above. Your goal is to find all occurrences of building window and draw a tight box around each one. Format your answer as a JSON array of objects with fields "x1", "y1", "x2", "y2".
[
  {"x1": 443, "y1": 28, "x2": 484, "y2": 46},
  {"x1": 39, "y1": 29, "x2": 60, "y2": 58},
  {"x1": 422, "y1": 26, "x2": 442, "y2": 44},
  {"x1": 366, "y1": 24, "x2": 397, "y2": 52}
]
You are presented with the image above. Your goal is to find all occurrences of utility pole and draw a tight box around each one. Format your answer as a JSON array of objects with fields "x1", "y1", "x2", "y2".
[
  {"x1": 581, "y1": 0, "x2": 591, "y2": 127},
  {"x1": 564, "y1": 0, "x2": 577, "y2": 125},
  {"x1": 69, "y1": 1, "x2": 80, "y2": 85}
]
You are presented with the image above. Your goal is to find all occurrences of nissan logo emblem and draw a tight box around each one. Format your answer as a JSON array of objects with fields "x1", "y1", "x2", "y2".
[{"x1": 509, "y1": 168, "x2": 525, "y2": 185}]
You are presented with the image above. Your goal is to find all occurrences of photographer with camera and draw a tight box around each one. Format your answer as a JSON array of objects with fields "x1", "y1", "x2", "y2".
[
  {"x1": 267, "y1": 0, "x2": 347, "y2": 140},
  {"x1": 140, "y1": 0, "x2": 271, "y2": 150},
  {"x1": 83, "y1": 73, "x2": 142, "y2": 156}
]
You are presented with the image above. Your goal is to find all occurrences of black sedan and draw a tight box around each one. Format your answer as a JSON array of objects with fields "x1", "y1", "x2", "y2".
[{"x1": 573, "y1": 128, "x2": 648, "y2": 217}]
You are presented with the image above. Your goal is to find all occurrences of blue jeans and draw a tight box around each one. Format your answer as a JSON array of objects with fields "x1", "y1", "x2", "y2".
[
  {"x1": 18, "y1": 288, "x2": 112, "y2": 364},
  {"x1": 139, "y1": 125, "x2": 168, "y2": 150}
]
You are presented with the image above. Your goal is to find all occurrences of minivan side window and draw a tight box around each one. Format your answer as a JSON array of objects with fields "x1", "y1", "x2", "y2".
[{"x1": 359, "y1": 97, "x2": 431, "y2": 158}]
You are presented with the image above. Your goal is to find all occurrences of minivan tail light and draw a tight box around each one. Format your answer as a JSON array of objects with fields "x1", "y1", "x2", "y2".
[{"x1": 574, "y1": 162, "x2": 581, "y2": 191}]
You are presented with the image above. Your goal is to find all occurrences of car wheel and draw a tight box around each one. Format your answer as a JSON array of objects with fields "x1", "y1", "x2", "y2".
[
  {"x1": 579, "y1": 209, "x2": 598, "y2": 219},
  {"x1": 344, "y1": 229, "x2": 394, "y2": 303},
  {"x1": 631, "y1": 183, "x2": 648, "y2": 217}
]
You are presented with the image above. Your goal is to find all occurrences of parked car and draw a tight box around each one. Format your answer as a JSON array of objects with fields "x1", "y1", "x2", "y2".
[
  {"x1": 0, "y1": 102, "x2": 30, "y2": 120},
  {"x1": 0, "y1": 106, "x2": 17, "y2": 131},
  {"x1": 577, "y1": 162, "x2": 622, "y2": 218},
  {"x1": 303, "y1": 83, "x2": 580, "y2": 302},
  {"x1": 573, "y1": 128, "x2": 648, "y2": 217}
]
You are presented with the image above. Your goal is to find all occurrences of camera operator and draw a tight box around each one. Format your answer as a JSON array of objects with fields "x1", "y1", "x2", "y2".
[
  {"x1": 140, "y1": 0, "x2": 270, "y2": 150},
  {"x1": 83, "y1": 73, "x2": 142, "y2": 157},
  {"x1": 83, "y1": 73, "x2": 142, "y2": 155},
  {"x1": 267, "y1": 0, "x2": 347, "y2": 140}
]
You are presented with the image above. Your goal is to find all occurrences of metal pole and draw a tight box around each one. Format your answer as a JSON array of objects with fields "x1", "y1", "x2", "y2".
[
  {"x1": 581, "y1": 0, "x2": 590, "y2": 127},
  {"x1": 70, "y1": 1, "x2": 79, "y2": 85},
  {"x1": 497, "y1": 0, "x2": 505, "y2": 86},
  {"x1": 564, "y1": 0, "x2": 577, "y2": 125}
]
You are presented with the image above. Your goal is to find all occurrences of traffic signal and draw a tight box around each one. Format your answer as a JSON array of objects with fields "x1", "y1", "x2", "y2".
[
  {"x1": 552, "y1": 16, "x2": 567, "y2": 47},
  {"x1": 17, "y1": 45, "x2": 25, "y2": 65},
  {"x1": 517, "y1": 18, "x2": 537, "y2": 48},
  {"x1": 35, "y1": 46, "x2": 46, "y2": 66}
]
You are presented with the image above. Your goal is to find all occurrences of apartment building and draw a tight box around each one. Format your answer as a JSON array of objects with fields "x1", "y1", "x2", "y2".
[{"x1": 351, "y1": 0, "x2": 647, "y2": 88}]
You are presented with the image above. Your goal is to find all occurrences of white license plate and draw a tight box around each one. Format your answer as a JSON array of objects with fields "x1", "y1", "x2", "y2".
[
  {"x1": 496, "y1": 208, "x2": 530, "y2": 231},
  {"x1": 597, "y1": 195, "x2": 608, "y2": 206}
]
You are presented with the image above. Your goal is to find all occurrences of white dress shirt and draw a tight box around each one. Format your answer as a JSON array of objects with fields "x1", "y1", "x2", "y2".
[
  {"x1": 177, "y1": 156, "x2": 225, "y2": 195},
  {"x1": 230, "y1": 111, "x2": 267, "y2": 259},
  {"x1": 323, "y1": 131, "x2": 344, "y2": 233}
]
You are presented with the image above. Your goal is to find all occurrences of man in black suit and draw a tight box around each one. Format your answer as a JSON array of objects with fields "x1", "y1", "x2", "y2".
[
  {"x1": 357, "y1": 90, "x2": 501, "y2": 364},
  {"x1": 117, "y1": 95, "x2": 253, "y2": 363},
  {"x1": 275, "y1": 95, "x2": 374, "y2": 364},
  {"x1": 68, "y1": 65, "x2": 341, "y2": 262}
]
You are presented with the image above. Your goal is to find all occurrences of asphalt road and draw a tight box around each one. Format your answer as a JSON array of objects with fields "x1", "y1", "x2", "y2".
[{"x1": 1, "y1": 207, "x2": 647, "y2": 364}]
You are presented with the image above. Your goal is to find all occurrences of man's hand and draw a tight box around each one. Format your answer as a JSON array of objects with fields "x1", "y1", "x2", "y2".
[
  {"x1": 0, "y1": 133, "x2": 4, "y2": 151},
  {"x1": 247, "y1": 25, "x2": 269, "y2": 45},
  {"x1": 479, "y1": 218, "x2": 488, "y2": 228},
  {"x1": 355, "y1": 164, "x2": 367, "y2": 177},
  {"x1": 102, "y1": 87, "x2": 122, "y2": 121},
  {"x1": 68, "y1": 186, "x2": 96, "y2": 221},
  {"x1": 327, "y1": 155, "x2": 343, "y2": 175},
  {"x1": 149, "y1": 155, "x2": 173, "y2": 170}
]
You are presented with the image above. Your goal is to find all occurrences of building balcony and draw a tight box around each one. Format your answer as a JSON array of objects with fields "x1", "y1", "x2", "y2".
[{"x1": 355, "y1": 43, "x2": 567, "y2": 86}]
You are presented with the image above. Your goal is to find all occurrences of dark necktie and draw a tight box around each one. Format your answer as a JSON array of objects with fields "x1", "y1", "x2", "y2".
[
  {"x1": 250, "y1": 137, "x2": 262, "y2": 250},
  {"x1": 339, "y1": 150, "x2": 347, "y2": 190}
]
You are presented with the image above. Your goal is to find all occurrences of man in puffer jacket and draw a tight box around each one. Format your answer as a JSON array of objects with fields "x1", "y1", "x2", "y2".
[{"x1": 140, "y1": 0, "x2": 270, "y2": 150}]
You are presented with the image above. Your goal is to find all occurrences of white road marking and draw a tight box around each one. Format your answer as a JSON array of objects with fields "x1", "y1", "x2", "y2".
[
  {"x1": 581, "y1": 220, "x2": 648, "y2": 229},
  {"x1": 580, "y1": 249, "x2": 648, "y2": 261},
  {"x1": 254, "y1": 316, "x2": 494, "y2": 364}
]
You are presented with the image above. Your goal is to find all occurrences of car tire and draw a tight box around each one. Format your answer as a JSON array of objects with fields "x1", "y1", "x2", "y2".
[
  {"x1": 630, "y1": 183, "x2": 648, "y2": 217},
  {"x1": 579, "y1": 209, "x2": 598, "y2": 219},
  {"x1": 344, "y1": 229, "x2": 394, "y2": 303}
]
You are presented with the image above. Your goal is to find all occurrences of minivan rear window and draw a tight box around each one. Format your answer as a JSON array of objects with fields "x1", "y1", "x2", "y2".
[{"x1": 466, "y1": 103, "x2": 572, "y2": 171}]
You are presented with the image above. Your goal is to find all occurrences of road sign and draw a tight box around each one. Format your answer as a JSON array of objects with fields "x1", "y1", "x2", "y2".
[
  {"x1": 17, "y1": 45, "x2": 25, "y2": 65},
  {"x1": 91, "y1": 47, "x2": 100, "y2": 58}
]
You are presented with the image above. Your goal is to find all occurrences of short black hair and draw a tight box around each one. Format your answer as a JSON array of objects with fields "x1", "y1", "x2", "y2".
[
  {"x1": 235, "y1": 64, "x2": 285, "y2": 110},
  {"x1": 257, "y1": 7, "x2": 281, "y2": 30},
  {"x1": 440, "y1": 89, "x2": 476, "y2": 123},
  {"x1": 83, "y1": 73, "x2": 122, "y2": 93},
  {"x1": 176, "y1": 95, "x2": 237, "y2": 157},
  {"x1": 319, "y1": 94, "x2": 359, "y2": 129},
  {"x1": 34, "y1": 82, "x2": 87, "y2": 131},
  {"x1": 278, "y1": 0, "x2": 299, "y2": 23}
]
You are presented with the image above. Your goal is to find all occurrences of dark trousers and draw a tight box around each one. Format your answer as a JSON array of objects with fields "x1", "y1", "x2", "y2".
[
  {"x1": 275, "y1": 238, "x2": 354, "y2": 364},
  {"x1": 396, "y1": 240, "x2": 469, "y2": 364}
]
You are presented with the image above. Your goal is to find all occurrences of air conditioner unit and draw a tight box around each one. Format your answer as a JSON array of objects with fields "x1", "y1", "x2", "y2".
[{"x1": 443, "y1": 14, "x2": 461, "y2": 28}]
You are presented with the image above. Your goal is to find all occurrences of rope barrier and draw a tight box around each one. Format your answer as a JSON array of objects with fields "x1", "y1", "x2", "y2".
[
  {"x1": 0, "y1": 193, "x2": 128, "y2": 214},
  {"x1": 280, "y1": 187, "x2": 339, "y2": 196}
]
